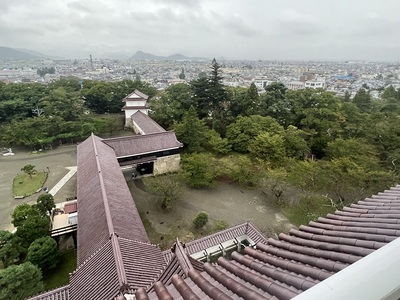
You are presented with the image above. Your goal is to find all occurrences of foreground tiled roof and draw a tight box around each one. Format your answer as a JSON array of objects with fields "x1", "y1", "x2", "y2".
[
  {"x1": 135, "y1": 186, "x2": 400, "y2": 299},
  {"x1": 70, "y1": 134, "x2": 166, "y2": 299},
  {"x1": 102, "y1": 131, "x2": 183, "y2": 157},
  {"x1": 131, "y1": 111, "x2": 166, "y2": 134},
  {"x1": 76, "y1": 134, "x2": 150, "y2": 263}
]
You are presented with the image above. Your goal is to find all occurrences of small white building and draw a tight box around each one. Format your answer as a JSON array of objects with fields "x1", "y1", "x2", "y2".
[
  {"x1": 305, "y1": 78, "x2": 326, "y2": 89},
  {"x1": 122, "y1": 90, "x2": 149, "y2": 128},
  {"x1": 286, "y1": 81, "x2": 305, "y2": 90}
]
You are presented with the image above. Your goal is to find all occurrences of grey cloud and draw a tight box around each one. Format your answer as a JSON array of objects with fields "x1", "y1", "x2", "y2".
[
  {"x1": 66, "y1": 2, "x2": 93, "y2": 14},
  {"x1": 1, "y1": 0, "x2": 400, "y2": 60},
  {"x1": 218, "y1": 15, "x2": 257, "y2": 37},
  {"x1": 276, "y1": 9, "x2": 323, "y2": 35},
  {"x1": 151, "y1": 0, "x2": 201, "y2": 9}
]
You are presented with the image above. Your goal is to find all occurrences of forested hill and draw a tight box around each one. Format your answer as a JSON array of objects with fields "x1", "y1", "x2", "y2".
[{"x1": 0, "y1": 46, "x2": 41, "y2": 59}]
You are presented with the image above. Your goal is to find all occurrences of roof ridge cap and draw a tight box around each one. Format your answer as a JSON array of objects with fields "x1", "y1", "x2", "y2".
[
  {"x1": 91, "y1": 135, "x2": 128, "y2": 288},
  {"x1": 117, "y1": 236, "x2": 161, "y2": 247},
  {"x1": 27, "y1": 285, "x2": 70, "y2": 299}
]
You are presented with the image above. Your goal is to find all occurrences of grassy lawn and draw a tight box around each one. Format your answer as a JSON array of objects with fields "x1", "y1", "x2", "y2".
[
  {"x1": 43, "y1": 250, "x2": 77, "y2": 290},
  {"x1": 13, "y1": 172, "x2": 47, "y2": 197}
]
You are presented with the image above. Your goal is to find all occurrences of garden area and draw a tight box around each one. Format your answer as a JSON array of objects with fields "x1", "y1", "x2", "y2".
[{"x1": 12, "y1": 164, "x2": 47, "y2": 197}]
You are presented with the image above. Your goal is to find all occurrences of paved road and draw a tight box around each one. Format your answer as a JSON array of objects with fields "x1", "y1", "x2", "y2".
[{"x1": 0, "y1": 146, "x2": 77, "y2": 231}]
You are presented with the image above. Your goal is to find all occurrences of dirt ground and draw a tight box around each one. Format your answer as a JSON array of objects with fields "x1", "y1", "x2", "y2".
[
  {"x1": 127, "y1": 177, "x2": 294, "y2": 247},
  {"x1": 0, "y1": 146, "x2": 77, "y2": 231}
]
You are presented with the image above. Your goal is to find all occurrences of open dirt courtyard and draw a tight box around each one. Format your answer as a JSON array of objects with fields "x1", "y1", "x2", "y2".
[
  {"x1": 0, "y1": 146, "x2": 77, "y2": 231},
  {"x1": 127, "y1": 178, "x2": 293, "y2": 248}
]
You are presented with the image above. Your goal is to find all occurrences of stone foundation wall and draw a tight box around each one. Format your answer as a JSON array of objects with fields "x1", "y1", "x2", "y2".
[
  {"x1": 125, "y1": 117, "x2": 133, "y2": 129},
  {"x1": 153, "y1": 154, "x2": 181, "y2": 175}
]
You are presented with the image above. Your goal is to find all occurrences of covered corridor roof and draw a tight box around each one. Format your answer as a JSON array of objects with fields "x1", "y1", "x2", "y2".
[{"x1": 102, "y1": 131, "x2": 183, "y2": 158}]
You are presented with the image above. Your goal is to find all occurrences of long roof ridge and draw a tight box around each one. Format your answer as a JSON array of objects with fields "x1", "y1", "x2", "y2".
[
  {"x1": 174, "y1": 238, "x2": 193, "y2": 275},
  {"x1": 103, "y1": 130, "x2": 176, "y2": 142},
  {"x1": 117, "y1": 236, "x2": 161, "y2": 247},
  {"x1": 91, "y1": 133, "x2": 128, "y2": 288}
]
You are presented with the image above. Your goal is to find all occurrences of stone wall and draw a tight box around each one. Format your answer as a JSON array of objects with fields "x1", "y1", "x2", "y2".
[
  {"x1": 153, "y1": 154, "x2": 181, "y2": 175},
  {"x1": 125, "y1": 117, "x2": 133, "y2": 129}
]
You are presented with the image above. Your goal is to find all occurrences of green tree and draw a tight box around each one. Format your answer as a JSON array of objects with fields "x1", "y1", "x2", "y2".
[
  {"x1": 282, "y1": 126, "x2": 310, "y2": 159},
  {"x1": 36, "y1": 194, "x2": 55, "y2": 215},
  {"x1": 173, "y1": 107, "x2": 209, "y2": 152},
  {"x1": 20, "y1": 164, "x2": 36, "y2": 178},
  {"x1": 146, "y1": 176, "x2": 183, "y2": 210},
  {"x1": 208, "y1": 59, "x2": 228, "y2": 116},
  {"x1": 39, "y1": 87, "x2": 83, "y2": 121},
  {"x1": 205, "y1": 130, "x2": 231, "y2": 154},
  {"x1": 150, "y1": 83, "x2": 192, "y2": 128},
  {"x1": 227, "y1": 156, "x2": 263, "y2": 187},
  {"x1": 228, "y1": 87, "x2": 248, "y2": 117},
  {"x1": 226, "y1": 115, "x2": 284, "y2": 152},
  {"x1": 0, "y1": 262, "x2": 44, "y2": 300},
  {"x1": 27, "y1": 237, "x2": 59, "y2": 271},
  {"x1": 353, "y1": 88, "x2": 372, "y2": 113},
  {"x1": 15, "y1": 213, "x2": 50, "y2": 249},
  {"x1": 11, "y1": 203, "x2": 38, "y2": 228},
  {"x1": 0, "y1": 231, "x2": 22, "y2": 268},
  {"x1": 260, "y1": 82, "x2": 292, "y2": 126},
  {"x1": 12, "y1": 205, "x2": 50, "y2": 248},
  {"x1": 229, "y1": 84, "x2": 260, "y2": 117},
  {"x1": 287, "y1": 160, "x2": 323, "y2": 192},
  {"x1": 180, "y1": 153, "x2": 218, "y2": 188},
  {"x1": 326, "y1": 138, "x2": 380, "y2": 169},
  {"x1": 381, "y1": 85, "x2": 398, "y2": 100},
  {"x1": 193, "y1": 211, "x2": 209, "y2": 228},
  {"x1": 248, "y1": 132, "x2": 286, "y2": 166},
  {"x1": 190, "y1": 76, "x2": 211, "y2": 119},
  {"x1": 242, "y1": 83, "x2": 260, "y2": 116},
  {"x1": 82, "y1": 82, "x2": 114, "y2": 114},
  {"x1": 339, "y1": 102, "x2": 368, "y2": 138}
]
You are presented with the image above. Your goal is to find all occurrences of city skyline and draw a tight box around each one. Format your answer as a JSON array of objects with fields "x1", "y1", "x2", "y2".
[{"x1": 1, "y1": 0, "x2": 400, "y2": 61}]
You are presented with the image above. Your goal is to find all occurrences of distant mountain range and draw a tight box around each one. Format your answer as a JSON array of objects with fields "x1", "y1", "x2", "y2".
[
  {"x1": 0, "y1": 46, "x2": 62, "y2": 60},
  {"x1": 130, "y1": 51, "x2": 203, "y2": 61},
  {"x1": 0, "y1": 46, "x2": 203, "y2": 61}
]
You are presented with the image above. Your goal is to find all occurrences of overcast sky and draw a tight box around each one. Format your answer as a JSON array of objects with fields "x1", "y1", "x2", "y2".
[{"x1": 1, "y1": 0, "x2": 400, "y2": 61}]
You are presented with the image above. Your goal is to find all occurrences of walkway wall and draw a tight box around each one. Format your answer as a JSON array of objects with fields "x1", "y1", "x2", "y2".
[{"x1": 153, "y1": 154, "x2": 181, "y2": 175}]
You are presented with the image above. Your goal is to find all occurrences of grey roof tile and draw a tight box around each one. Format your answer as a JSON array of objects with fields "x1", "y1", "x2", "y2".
[
  {"x1": 103, "y1": 131, "x2": 182, "y2": 157},
  {"x1": 131, "y1": 111, "x2": 166, "y2": 134}
]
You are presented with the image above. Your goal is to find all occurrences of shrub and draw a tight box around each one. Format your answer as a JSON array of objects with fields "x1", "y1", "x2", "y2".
[
  {"x1": 27, "y1": 236, "x2": 59, "y2": 271},
  {"x1": 193, "y1": 211, "x2": 209, "y2": 228}
]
